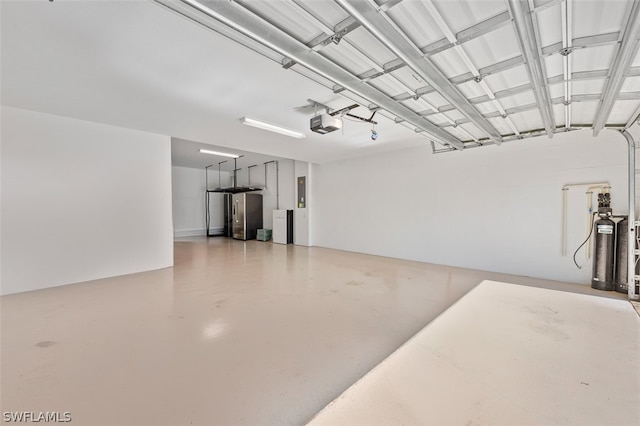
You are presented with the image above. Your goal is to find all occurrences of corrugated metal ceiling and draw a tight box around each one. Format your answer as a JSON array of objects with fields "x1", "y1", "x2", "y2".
[{"x1": 154, "y1": 0, "x2": 640, "y2": 151}]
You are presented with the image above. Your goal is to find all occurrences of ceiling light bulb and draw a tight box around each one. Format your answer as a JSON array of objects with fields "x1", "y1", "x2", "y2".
[
  {"x1": 199, "y1": 149, "x2": 240, "y2": 158},
  {"x1": 240, "y1": 117, "x2": 305, "y2": 139}
]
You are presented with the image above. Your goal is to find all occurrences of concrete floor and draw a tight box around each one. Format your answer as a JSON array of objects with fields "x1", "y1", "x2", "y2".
[{"x1": 0, "y1": 237, "x2": 631, "y2": 425}]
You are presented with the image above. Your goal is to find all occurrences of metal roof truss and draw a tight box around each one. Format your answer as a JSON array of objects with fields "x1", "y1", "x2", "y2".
[{"x1": 153, "y1": 0, "x2": 640, "y2": 150}]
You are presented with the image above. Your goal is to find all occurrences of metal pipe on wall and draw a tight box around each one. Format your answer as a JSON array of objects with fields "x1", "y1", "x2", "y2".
[
  {"x1": 620, "y1": 130, "x2": 638, "y2": 300},
  {"x1": 585, "y1": 185, "x2": 610, "y2": 258},
  {"x1": 204, "y1": 165, "x2": 213, "y2": 236},
  {"x1": 562, "y1": 182, "x2": 610, "y2": 256},
  {"x1": 218, "y1": 160, "x2": 227, "y2": 188},
  {"x1": 248, "y1": 164, "x2": 257, "y2": 186},
  {"x1": 264, "y1": 163, "x2": 268, "y2": 190},
  {"x1": 233, "y1": 158, "x2": 237, "y2": 188},
  {"x1": 205, "y1": 165, "x2": 213, "y2": 191},
  {"x1": 586, "y1": 190, "x2": 592, "y2": 257},
  {"x1": 263, "y1": 160, "x2": 280, "y2": 210}
]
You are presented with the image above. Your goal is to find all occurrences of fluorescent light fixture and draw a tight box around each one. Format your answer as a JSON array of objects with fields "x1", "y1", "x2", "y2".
[
  {"x1": 199, "y1": 149, "x2": 240, "y2": 158},
  {"x1": 240, "y1": 117, "x2": 305, "y2": 139}
]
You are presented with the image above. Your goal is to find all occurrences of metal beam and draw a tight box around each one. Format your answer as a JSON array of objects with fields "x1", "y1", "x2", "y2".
[
  {"x1": 375, "y1": 0, "x2": 405, "y2": 12},
  {"x1": 159, "y1": 0, "x2": 464, "y2": 149},
  {"x1": 541, "y1": 32, "x2": 620, "y2": 56},
  {"x1": 628, "y1": 66, "x2": 640, "y2": 77},
  {"x1": 546, "y1": 68, "x2": 640, "y2": 86},
  {"x1": 382, "y1": 57, "x2": 405, "y2": 73},
  {"x1": 433, "y1": 127, "x2": 582, "y2": 154},
  {"x1": 505, "y1": 102, "x2": 540, "y2": 116},
  {"x1": 357, "y1": 68, "x2": 383, "y2": 81},
  {"x1": 427, "y1": 91, "x2": 639, "y2": 128},
  {"x1": 421, "y1": 38, "x2": 453, "y2": 57},
  {"x1": 341, "y1": 31, "x2": 465, "y2": 133},
  {"x1": 593, "y1": 0, "x2": 640, "y2": 135},
  {"x1": 533, "y1": 0, "x2": 562, "y2": 13},
  {"x1": 336, "y1": 0, "x2": 503, "y2": 144},
  {"x1": 446, "y1": 35, "x2": 622, "y2": 89},
  {"x1": 559, "y1": 94, "x2": 599, "y2": 103},
  {"x1": 316, "y1": 18, "x2": 625, "y2": 100},
  {"x1": 507, "y1": 0, "x2": 556, "y2": 137},
  {"x1": 548, "y1": 66, "x2": 640, "y2": 84},
  {"x1": 457, "y1": 11, "x2": 512, "y2": 44},
  {"x1": 420, "y1": 14, "x2": 613, "y2": 63},
  {"x1": 451, "y1": 55, "x2": 525, "y2": 85},
  {"x1": 306, "y1": 16, "x2": 360, "y2": 50},
  {"x1": 560, "y1": 0, "x2": 573, "y2": 129},
  {"x1": 421, "y1": 10, "x2": 511, "y2": 57},
  {"x1": 474, "y1": 83, "x2": 532, "y2": 104},
  {"x1": 568, "y1": 69, "x2": 609, "y2": 81},
  {"x1": 619, "y1": 92, "x2": 640, "y2": 101}
]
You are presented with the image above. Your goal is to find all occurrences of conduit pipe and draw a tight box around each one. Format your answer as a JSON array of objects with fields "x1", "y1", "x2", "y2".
[
  {"x1": 585, "y1": 185, "x2": 610, "y2": 258},
  {"x1": 264, "y1": 160, "x2": 280, "y2": 210},
  {"x1": 620, "y1": 130, "x2": 638, "y2": 301},
  {"x1": 562, "y1": 182, "x2": 610, "y2": 256},
  {"x1": 264, "y1": 163, "x2": 268, "y2": 191}
]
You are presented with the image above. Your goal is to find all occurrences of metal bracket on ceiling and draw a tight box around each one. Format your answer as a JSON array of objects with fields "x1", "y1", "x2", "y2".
[
  {"x1": 318, "y1": 101, "x2": 333, "y2": 114},
  {"x1": 329, "y1": 103, "x2": 359, "y2": 116},
  {"x1": 329, "y1": 103, "x2": 378, "y2": 124},
  {"x1": 559, "y1": 47, "x2": 574, "y2": 56},
  {"x1": 282, "y1": 58, "x2": 296, "y2": 69},
  {"x1": 345, "y1": 113, "x2": 377, "y2": 124},
  {"x1": 430, "y1": 140, "x2": 457, "y2": 154},
  {"x1": 330, "y1": 32, "x2": 345, "y2": 45}
]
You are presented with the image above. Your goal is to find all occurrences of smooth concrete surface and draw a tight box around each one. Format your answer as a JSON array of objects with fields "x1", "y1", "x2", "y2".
[
  {"x1": 0, "y1": 237, "x2": 632, "y2": 425},
  {"x1": 309, "y1": 281, "x2": 640, "y2": 426}
]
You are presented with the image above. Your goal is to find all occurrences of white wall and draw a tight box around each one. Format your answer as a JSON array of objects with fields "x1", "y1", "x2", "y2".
[
  {"x1": 1, "y1": 106, "x2": 174, "y2": 295},
  {"x1": 312, "y1": 129, "x2": 636, "y2": 285},
  {"x1": 276, "y1": 159, "x2": 296, "y2": 211}
]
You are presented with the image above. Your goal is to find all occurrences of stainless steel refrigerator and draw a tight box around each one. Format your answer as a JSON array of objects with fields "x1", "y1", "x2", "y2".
[{"x1": 232, "y1": 193, "x2": 263, "y2": 240}]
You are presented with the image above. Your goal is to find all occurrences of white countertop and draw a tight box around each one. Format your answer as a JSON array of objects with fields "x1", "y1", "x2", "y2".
[{"x1": 308, "y1": 280, "x2": 640, "y2": 425}]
